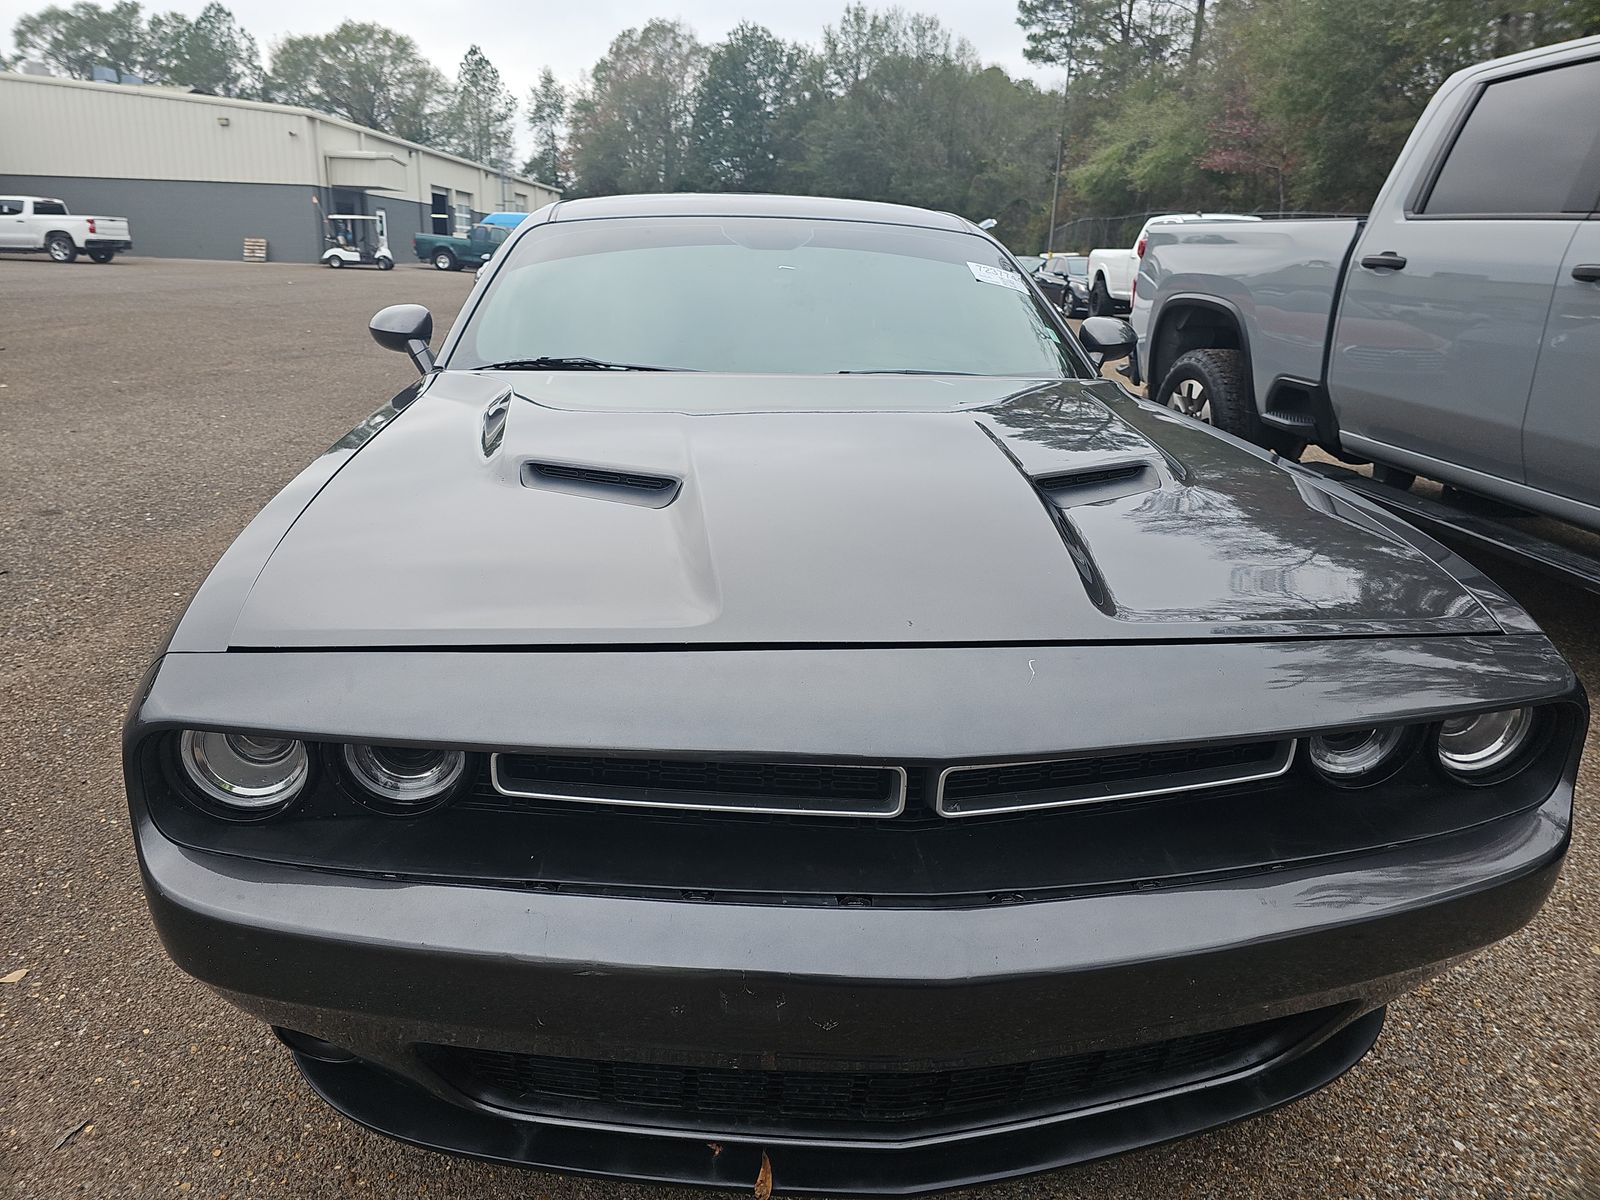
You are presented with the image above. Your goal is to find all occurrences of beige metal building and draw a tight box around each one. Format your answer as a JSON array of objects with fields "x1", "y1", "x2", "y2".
[{"x1": 0, "y1": 71, "x2": 559, "y2": 262}]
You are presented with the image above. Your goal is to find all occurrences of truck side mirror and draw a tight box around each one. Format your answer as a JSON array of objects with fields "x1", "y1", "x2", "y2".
[
  {"x1": 370, "y1": 304, "x2": 435, "y2": 375},
  {"x1": 1078, "y1": 316, "x2": 1137, "y2": 364}
]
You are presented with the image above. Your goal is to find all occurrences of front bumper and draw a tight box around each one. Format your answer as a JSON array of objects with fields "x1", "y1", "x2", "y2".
[
  {"x1": 134, "y1": 779, "x2": 1569, "y2": 1192},
  {"x1": 292, "y1": 1011, "x2": 1384, "y2": 1194}
]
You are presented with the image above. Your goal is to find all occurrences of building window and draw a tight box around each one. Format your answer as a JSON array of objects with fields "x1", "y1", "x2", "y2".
[
  {"x1": 512, "y1": 192, "x2": 528, "y2": 212},
  {"x1": 453, "y1": 190, "x2": 474, "y2": 235}
]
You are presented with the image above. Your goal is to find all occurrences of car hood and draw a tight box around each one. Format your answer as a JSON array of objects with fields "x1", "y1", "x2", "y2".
[{"x1": 227, "y1": 373, "x2": 1499, "y2": 648}]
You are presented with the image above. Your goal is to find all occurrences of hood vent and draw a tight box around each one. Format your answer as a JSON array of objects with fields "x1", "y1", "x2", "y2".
[
  {"x1": 521, "y1": 461, "x2": 682, "y2": 508},
  {"x1": 481, "y1": 389, "x2": 513, "y2": 456},
  {"x1": 1035, "y1": 461, "x2": 1160, "y2": 508}
]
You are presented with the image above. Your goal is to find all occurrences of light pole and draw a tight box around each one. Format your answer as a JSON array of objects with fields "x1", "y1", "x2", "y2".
[{"x1": 1046, "y1": 60, "x2": 1073, "y2": 255}]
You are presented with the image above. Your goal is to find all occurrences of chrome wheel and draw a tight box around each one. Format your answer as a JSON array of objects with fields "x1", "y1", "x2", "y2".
[{"x1": 1168, "y1": 377, "x2": 1211, "y2": 423}]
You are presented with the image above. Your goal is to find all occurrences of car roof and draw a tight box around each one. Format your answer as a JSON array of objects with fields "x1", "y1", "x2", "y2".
[{"x1": 549, "y1": 192, "x2": 973, "y2": 232}]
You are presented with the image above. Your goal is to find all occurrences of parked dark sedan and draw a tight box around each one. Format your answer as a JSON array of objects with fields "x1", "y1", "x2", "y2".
[
  {"x1": 126, "y1": 194, "x2": 1583, "y2": 1195},
  {"x1": 1051, "y1": 254, "x2": 1091, "y2": 316},
  {"x1": 1014, "y1": 253, "x2": 1055, "y2": 300}
]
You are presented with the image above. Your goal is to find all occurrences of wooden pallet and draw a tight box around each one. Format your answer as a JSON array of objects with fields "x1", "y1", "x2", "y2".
[{"x1": 242, "y1": 237, "x2": 268, "y2": 262}]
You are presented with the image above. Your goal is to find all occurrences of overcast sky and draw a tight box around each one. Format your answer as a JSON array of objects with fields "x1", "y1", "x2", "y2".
[{"x1": 2, "y1": 0, "x2": 1062, "y2": 104}]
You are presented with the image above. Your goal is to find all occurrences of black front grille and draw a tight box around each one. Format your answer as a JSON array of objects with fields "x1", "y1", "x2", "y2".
[
  {"x1": 940, "y1": 740, "x2": 1287, "y2": 816},
  {"x1": 425, "y1": 1013, "x2": 1315, "y2": 1137},
  {"x1": 491, "y1": 754, "x2": 906, "y2": 817}
]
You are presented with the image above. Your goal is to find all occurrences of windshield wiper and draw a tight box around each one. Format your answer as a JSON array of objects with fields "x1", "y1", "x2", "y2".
[
  {"x1": 472, "y1": 356, "x2": 688, "y2": 372},
  {"x1": 838, "y1": 368, "x2": 986, "y2": 376}
]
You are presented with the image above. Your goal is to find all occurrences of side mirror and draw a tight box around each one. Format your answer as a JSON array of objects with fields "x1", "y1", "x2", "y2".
[
  {"x1": 1078, "y1": 316, "x2": 1137, "y2": 364},
  {"x1": 370, "y1": 304, "x2": 435, "y2": 375}
]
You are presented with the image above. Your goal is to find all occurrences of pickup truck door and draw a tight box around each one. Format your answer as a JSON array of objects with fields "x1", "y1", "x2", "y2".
[
  {"x1": 1332, "y1": 56, "x2": 1600, "y2": 483},
  {"x1": 1523, "y1": 219, "x2": 1600, "y2": 508},
  {"x1": 0, "y1": 198, "x2": 29, "y2": 248}
]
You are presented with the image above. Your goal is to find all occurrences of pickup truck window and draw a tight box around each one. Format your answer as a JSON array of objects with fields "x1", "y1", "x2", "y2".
[
  {"x1": 32, "y1": 200, "x2": 68, "y2": 216},
  {"x1": 1423, "y1": 58, "x2": 1600, "y2": 216}
]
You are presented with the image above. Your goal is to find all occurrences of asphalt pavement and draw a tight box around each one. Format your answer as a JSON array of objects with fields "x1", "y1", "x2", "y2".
[{"x1": 1, "y1": 257, "x2": 1595, "y2": 1198}]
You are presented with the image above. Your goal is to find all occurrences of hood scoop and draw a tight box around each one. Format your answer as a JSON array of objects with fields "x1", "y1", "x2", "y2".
[
  {"x1": 521, "y1": 460, "x2": 682, "y2": 508},
  {"x1": 1036, "y1": 460, "x2": 1162, "y2": 508}
]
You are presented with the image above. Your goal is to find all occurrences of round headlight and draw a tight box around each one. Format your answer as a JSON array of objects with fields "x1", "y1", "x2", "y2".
[
  {"x1": 343, "y1": 744, "x2": 466, "y2": 810},
  {"x1": 180, "y1": 729, "x2": 309, "y2": 813},
  {"x1": 1307, "y1": 726, "x2": 1410, "y2": 785},
  {"x1": 1437, "y1": 707, "x2": 1536, "y2": 780}
]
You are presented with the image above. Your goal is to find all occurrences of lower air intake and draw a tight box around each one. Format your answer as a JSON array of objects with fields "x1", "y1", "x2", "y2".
[{"x1": 423, "y1": 1009, "x2": 1331, "y2": 1138}]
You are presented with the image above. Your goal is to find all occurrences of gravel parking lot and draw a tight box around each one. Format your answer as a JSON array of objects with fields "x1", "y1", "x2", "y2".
[{"x1": 2, "y1": 257, "x2": 1594, "y2": 1199}]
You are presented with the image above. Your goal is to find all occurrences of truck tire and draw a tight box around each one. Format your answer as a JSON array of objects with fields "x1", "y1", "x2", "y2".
[
  {"x1": 1157, "y1": 349, "x2": 1304, "y2": 456},
  {"x1": 46, "y1": 233, "x2": 78, "y2": 263},
  {"x1": 87, "y1": 248, "x2": 115, "y2": 263},
  {"x1": 1090, "y1": 276, "x2": 1113, "y2": 317},
  {"x1": 432, "y1": 249, "x2": 458, "y2": 271}
]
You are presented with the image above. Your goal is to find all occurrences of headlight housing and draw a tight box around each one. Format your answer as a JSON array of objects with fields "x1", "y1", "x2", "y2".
[
  {"x1": 179, "y1": 729, "x2": 309, "y2": 816},
  {"x1": 1437, "y1": 707, "x2": 1538, "y2": 782},
  {"x1": 1306, "y1": 726, "x2": 1411, "y2": 786},
  {"x1": 343, "y1": 744, "x2": 467, "y2": 813}
]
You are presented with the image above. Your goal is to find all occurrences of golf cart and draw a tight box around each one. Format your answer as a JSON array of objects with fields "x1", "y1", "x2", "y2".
[{"x1": 321, "y1": 214, "x2": 394, "y2": 270}]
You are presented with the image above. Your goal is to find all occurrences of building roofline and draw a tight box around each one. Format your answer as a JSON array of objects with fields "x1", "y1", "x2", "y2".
[{"x1": 0, "y1": 70, "x2": 561, "y2": 193}]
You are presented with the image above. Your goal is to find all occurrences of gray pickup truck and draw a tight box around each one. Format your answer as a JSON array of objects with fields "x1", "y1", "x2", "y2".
[{"x1": 1133, "y1": 35, "x2": 1600, "y2": 539}]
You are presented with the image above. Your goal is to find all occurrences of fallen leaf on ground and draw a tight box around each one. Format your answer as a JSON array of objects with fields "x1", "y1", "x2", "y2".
[
  {"x1": 51, "y1": 1120, "x2": 88, "y2": 1151},
  {"x1": 1, "y1": 969, "x2": 27, "y2": 984},
  {"x1": 754, "y1": 1150, "x2": 773, "y2": 1200}
]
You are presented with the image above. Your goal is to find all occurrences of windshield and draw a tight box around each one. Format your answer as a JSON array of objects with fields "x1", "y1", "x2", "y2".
[
  {"x1": 1062, "y1": 256, "x2": 1088, "y2": 277},
  {"x1": 452, "y1": 216, "x2": 1085, "y2": 377}
]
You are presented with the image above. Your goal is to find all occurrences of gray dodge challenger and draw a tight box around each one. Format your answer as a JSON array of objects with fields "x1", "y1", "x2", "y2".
[{"x1": 125, "y1": 194, "x2": 1585, "y2": 1194}]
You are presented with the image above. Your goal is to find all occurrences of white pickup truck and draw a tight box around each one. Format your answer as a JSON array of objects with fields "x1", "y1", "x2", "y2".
[
  {"x1": 1084, "y1": 212, "x2": 1258, "y2": 315},
  {"x1": 0, "y1": 195, "x2": 133, "y2": 263}
]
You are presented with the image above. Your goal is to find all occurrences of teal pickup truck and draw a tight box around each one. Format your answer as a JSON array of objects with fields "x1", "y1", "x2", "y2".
[{"x1": 412, "y1": 212, "x2": 529, "y2": 271}]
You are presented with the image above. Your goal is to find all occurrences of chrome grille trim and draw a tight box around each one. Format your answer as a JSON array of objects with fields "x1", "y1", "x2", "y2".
[
  {"x1": 935, "y1": 740, "x2": 1297, "y2": 818},
  {"x1": 489, "y1": 754, "x2": 908, "y2": 819}
]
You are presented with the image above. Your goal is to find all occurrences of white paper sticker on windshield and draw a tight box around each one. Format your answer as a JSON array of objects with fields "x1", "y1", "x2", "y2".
[{"x1": 967, "y1": 261, "x2": 1029, "y2": 294}]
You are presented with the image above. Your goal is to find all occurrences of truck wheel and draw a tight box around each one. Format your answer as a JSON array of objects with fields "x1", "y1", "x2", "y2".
[
  {"x1": 432, "y1": 249, "x2": 457, "y2": 272},
  {"x1": 87, "y1": 248, "x2": 115, "y2": 263},
  {"x1": 1089, "y1": 277, "x2": 1113, "y2": 317},
  {"x1": 46, "y1": 234, "x2": 78, "y2": 263},
  {"x1": 1158, "y1": 349, "x2": 1303, "y2": 455}
]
